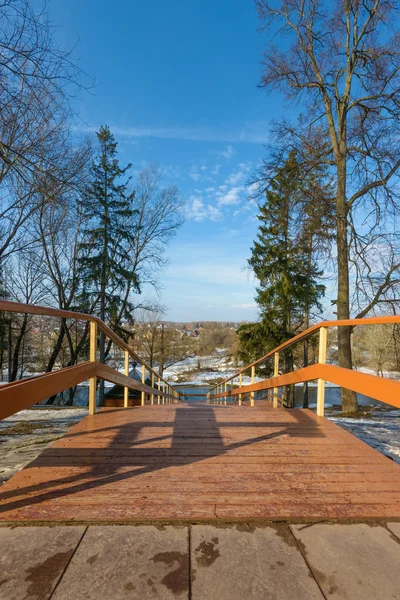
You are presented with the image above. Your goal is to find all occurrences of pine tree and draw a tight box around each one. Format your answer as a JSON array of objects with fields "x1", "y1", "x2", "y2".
[
  {"x1": 294, "y1": 164, "x2": 334, "y2": 406},
  {"x1": 78, "y1": 125, "x2": 139, "y2": 403},
  {"x1": 239, "y1": 152, "x2": 325, "y2": 406}
]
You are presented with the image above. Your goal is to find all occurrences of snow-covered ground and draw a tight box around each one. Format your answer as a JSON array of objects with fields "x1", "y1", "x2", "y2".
[
  {"x1": 0, "y1": 407, "x2": 88, "y2": 484},
  {"x1": 328, "y1": 409, "x2": 400, "y2": 464},
  {"x1": 356, "y1": 366, "x2": 400, "y2": 380},
  {"x1": 164, "y1": 352, "x2": 266, "y2": 385},
  {"x1": 164, "y1": 354, "x2": 230, "y2": 381}
]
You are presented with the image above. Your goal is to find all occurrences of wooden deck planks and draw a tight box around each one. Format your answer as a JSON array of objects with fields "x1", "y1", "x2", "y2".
[{"x1": 0, "y1": 402, "x2": 399, "y2": 522}]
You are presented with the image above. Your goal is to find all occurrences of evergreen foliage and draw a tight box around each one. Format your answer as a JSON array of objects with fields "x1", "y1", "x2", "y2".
[
  {"x1": 239, "y1": 152, "x2": 326, "y2": 377},
  {"x1": 78, "y1": 125, "x2": 139, "y2": 327},
  {"x1": 77, "y1": 125, "x2": 139, "y2": 403}
]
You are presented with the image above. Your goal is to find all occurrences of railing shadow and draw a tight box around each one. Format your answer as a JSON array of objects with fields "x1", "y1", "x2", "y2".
[{"x1": 0, "y1": 402, "x2": 326, "y2": 516}]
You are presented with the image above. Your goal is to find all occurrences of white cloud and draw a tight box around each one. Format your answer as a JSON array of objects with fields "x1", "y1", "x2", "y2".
[
  {"x1": 232, "y1": 303, "x2": 258, "y2": 309},
  {"x1": 217, "y1": 185, "x2": 244, "y2": 206},
  {"x1": 219, "y1": 145, "x2": 234, "y2": 159},
  {"x1": 226, "y1": 171, "x2": 245, "y2": 186},
  {"x1": 189, "y1": 172, "x2": 201, "y2": 181},
  {"x1": 211, "y1": 164, "x2": 221, "y2": 175},
  {"x1": 216, "y1": 162, "x2": 253, "y2": 204},
  {"x1": 247, "y1": 181, "x2": 261, "y2": 203},
  {"x1": 81, "y1": 123, "x2": 269, "y2": 144},
  {"x1": 166, "y1": 263, "x2": 249, "y2": 285},
  {"x1": 159, "y1": 164, "x2": 187, "y2": 180},
  {"x1": 186, "y1": 196, "x2": 222, "y2": 222}
]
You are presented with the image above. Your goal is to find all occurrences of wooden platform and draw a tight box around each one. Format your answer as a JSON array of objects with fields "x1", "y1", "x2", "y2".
[{"x1": 1, "y1": 402, "x2": 400, "y2": 522}]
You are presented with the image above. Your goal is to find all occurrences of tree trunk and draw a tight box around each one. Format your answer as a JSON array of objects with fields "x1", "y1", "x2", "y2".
[
  {"x1": 45, "y1": 319, "x2": 67, "y2": 405},
  {"x1": 0, "y1": 322, "x2": 4, "y2": 381},
  {"x1": 11, "y1": 315, "x2": 28, "y2": 381},
  {"x1": 303, "y1": 340, "x2": 309, "y2": 409},
  {"x1": 336, "y1": 155, "x2": 358, "y2": 415},
  {"x1": 7, "y1": 320, "x2": 12, "y2": 382},
  {"x1": 98, "y1": 293, "x2": 105, "y2": 406},
  {"x1": 284, "y1": 351, "x2": 295, "y2": 408},
  {"x1": 159, "y1": 324, "x2": 165, "y2": 377},
  {"x1": 46, "y1": 320, "x2": 66, "y2": 372}
]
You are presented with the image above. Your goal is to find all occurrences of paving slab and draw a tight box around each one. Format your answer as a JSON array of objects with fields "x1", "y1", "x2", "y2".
[
  {"x1": 387, "y1": 522, "x2": 400, "y2": 540},
  {"x1": 0, "y1": 526, "x2": 85, "y2": 600},
  {"x1": 190, "y1": 524, "x2": 323, "y2": 600},
  {"x1": 291, "y1": 523, "x2": 400, "y2": 599},
  {"x1": 52, "y1": 525, "x2": 189, "y2": 600}
]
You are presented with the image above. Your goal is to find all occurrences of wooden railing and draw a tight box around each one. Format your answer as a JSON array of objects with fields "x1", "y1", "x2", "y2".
[
  {"x1": 0, "y1": 300, "x2": 179, "y2": 420},
  {"x1": 207, "y1": 315, "x2": 400, "y2": 414}
]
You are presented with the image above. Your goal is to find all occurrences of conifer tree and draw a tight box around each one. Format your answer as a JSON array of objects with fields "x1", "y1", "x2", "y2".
[
  {"x1": 239, "y1": 152, "x2": 325, "y2": 406},
  {"x1": 78, "y1": 125, "x2": 139, "y2": 403}
]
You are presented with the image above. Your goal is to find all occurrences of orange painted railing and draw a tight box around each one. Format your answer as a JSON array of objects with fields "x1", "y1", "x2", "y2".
[
  {"x1": 0, "y1": 301, "x2": 179, "y2": 420},
  {"x1": 207, "y1": 316, "x2": 400, "y2": 414}
]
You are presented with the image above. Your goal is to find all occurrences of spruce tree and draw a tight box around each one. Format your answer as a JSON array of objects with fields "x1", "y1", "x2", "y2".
[
  {"x1": 78, "y1": 125, "x2": 139, "y2": 403},
  {"x1": 239, "y1": 152, "x2": 325, "y2": 406}
]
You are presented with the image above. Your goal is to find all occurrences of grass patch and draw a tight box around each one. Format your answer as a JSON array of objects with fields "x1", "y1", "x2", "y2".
[
  {"x1": 0, "y1": 421, "x2": 51, "y2": 436},
  {"x1": 17, "y1": 435, "x2": 63, "y2": 449}
]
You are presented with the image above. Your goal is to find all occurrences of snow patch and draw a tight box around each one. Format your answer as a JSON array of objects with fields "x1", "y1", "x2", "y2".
[{"x1": 329, "y1": 411, "x2": 400, "y2": 463}]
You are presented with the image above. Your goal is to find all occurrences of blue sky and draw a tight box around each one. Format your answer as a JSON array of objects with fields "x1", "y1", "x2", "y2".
[{"x1": 50, "y1": 0, "x2": 291, "y2": 321}]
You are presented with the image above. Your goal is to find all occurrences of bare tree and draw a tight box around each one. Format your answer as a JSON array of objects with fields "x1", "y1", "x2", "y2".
[
  {"x1": 109, "y1": 164, "x2": 184, "y2": 338},
  {"x1": 132, "y1": 307, "x2": 165, "y2": 369},
  {"x1": 0, "y1": 0, "x2": 89, "y2": 183},
  {"x1": 255, "y1": 0, "x2": 400, "y2": 414},
  {"x1": 4, "y1": 248, "x2": 48, "y2": 380},
  {"x1": 0, "y1": 1, "x2": 92, "y2": 267},
  {"x1": 134, "y1": 308, "x2": 193, "y2": 376}
]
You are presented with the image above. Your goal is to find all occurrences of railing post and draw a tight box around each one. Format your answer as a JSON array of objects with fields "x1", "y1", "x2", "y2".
[
  {"x1": 151, "y1": 372, "x2": 154, "y2": 405},
  {"x1": 158, "y1": 376, "x2": 161, "y2": 405},
  {"x1": 224, "y1": 382, "x2": 227, "y2": 405},
  {"x1": 89, "y1": 320, "x2": 98, "y2": 416},
  {"x1": 141, "y1": 364, "x2": 145, "y2": 406},
  {"x1": 250, "y1": 366, "x2": 255, "y2": 407},
  {"x1": 273, "y1": 352, "x2": 279, "y2": 409},
  {"x1": 317, "y1": 326, "x2": 327, "y2": 417},
  {"x1": 238, "y1": 372, "x2": 242, "y2": 406},
  {"x1": 123, "y1": 350, "x2": 129, "y2": 408}
]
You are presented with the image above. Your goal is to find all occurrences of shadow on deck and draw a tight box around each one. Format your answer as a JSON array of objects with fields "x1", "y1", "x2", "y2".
[{"x1": 1, "y1": 402, "x2": 399, "y2": 522}]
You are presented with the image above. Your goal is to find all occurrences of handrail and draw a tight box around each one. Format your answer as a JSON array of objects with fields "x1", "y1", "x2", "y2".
[
  {"x1": 0, "y1": 300, "x2": 172, "y2": 396},
  {"x1": 0, "y1": 300, "x2": 180, "y2": 417},
  {"x1": 209, "y1": 363, "x2": 400, "y2": 410},
  {"x1": 208, "y1": 314, "x2": 400, "y2": 415},
  {"x1": 209, "y1": 315, "x2": 400, "y2": 390},
  {"x1": 0, "y1": 361, "x2": 178, "y2": 421}
]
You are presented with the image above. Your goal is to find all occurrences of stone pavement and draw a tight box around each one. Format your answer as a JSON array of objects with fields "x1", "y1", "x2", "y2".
[{"x1": 1, "y1": 522, "x2": 400, "y2": 599}]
